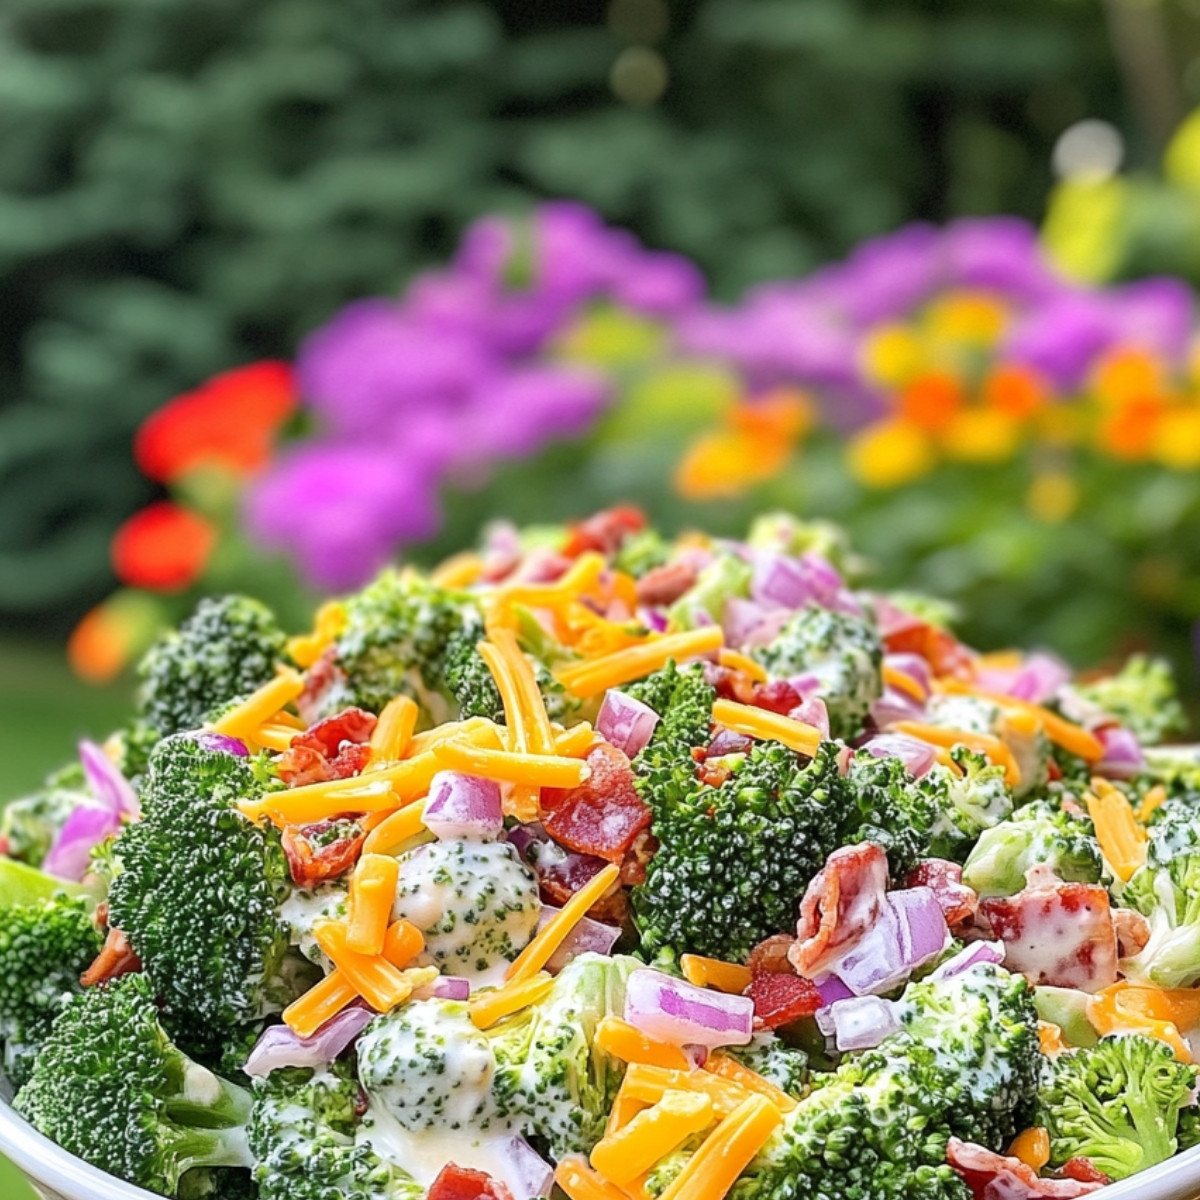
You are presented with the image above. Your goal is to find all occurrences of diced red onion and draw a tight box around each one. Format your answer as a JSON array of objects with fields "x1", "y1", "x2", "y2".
[
  {"x1": 751, "y1": 554, "x2": 815, "y2": 610},
  {"x1": 413, "y1": 975, "x2": 472, "y2": 1001},
  {"x1": 78, "y1": 740, "x2": 140, "y2": 818},
  {"x1": 814, "y1": 974, "x2": 854, "y2": 1006},
  {"x1": 722, "y1": 598, "x2": 774, "y2": 648},
  {"x1": 192, "y1": 731, "x2": 250, "y2": 757},
  {"x1": 537, "y1": 906, "x2": 620, "y2": 973},
  {"x1": 858, "y1": 733, "x2": 937, "y2": 779},
  {"x1": 741, "y1": 609, "x2": 795, "y2": 650},
  {"x1": 707, "y1": 728, "x2": 756, "y2": 757},
  {"x1": 424, "y1": 771, "x2": 503, "y2": 840},
  {"x1": 1096, "y1": 726, "x2": 1146, "y2": 780},
  {"x1": 495, "y1": 1135, "x2": 554, "y2": 1200},
  {"x1": 929, "y1": 940, "x2": 1005, "y2": 981},
  {"x1": 597, "y1": 690, "x2": 661, "y2": 758},
  {"x1": 505, "y1": 822, "x2": 547, "y2": 859},
  {"x1": 639, "y1": 607, "x2": 670, "y2": 634},
  {"x1": 625, "y1": 968, "x2": 754, "y2": 1048},
  {"x1": 43, "y1": 803, "x2": 123, "y2": 881},
  {"x1": 789, "y1": 696, "x2": 830, "y2": 740},
  {"x1": 882, "y1": 653, "x2": 933, "y2": 697},
  {"x1": 832, "y1": 888, "x2": 950, "y2": 997},
  {"x1": 869, "y1": 686, "x2": 927, "y2": 730},
  {"x1": 683, "y1": 1044, "x2": 709, "y2": 1069},
  {"x1": 244, "y1": 1006, "x2": 375, "y2": 1077},
  {"x1": 976, "y1": 652, "x2": 1070, "y2": 706},
  {"x1": 815, "y1": 995, "x2": 901, "y2": 1051},
  {"x1": 890, "y1": 886, "x2": 953, "y2": 963}
]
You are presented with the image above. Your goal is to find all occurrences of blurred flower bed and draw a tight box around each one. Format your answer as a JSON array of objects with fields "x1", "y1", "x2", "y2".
[{"x1": 72, "y1": 204, "x2": 1200, "y2": 695}]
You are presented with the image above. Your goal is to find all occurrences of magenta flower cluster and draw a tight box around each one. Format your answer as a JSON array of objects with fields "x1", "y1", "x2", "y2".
[{"x1": 245, "y1": 203, "x2": 704, "y2": 589}]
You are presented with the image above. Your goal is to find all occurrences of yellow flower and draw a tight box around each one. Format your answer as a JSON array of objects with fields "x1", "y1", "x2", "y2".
[
  {"x1": 940, "y1": 408, "x2": 1022, "y2": 463},
  {"x1": 847, "y1": 418, "x2": 936, "y2": 488},
  {"x1": 1041, "y1": 177, "x2": 1128, "y2": 284},
  {"x1": 1036, "y1": 405, "x2": 1085, "y2": 448},
  {"x1": 1151, "y1": 406, "x2": 1200, "y2": 470},
  {"x1": 674, "y1": 428, "x2": 793, "y2": 499},
  {"x1": 1026, "y1": 471, "x2": 1078, "y2": 524},
  {"x1": 555, "y1": 307, "x2": 665, "y2": 366},
  {"x1": 1092, "y1": 347, "x2": 1165, "y2": 406},
  {"x1": 861, "y1": 324, "x2": 927, "y2": 388},
  {"x1": 923, "y1": 290, "x2": 1010, "y2": 348},
  {"x1": 1165, "y1": 109, "x2": 1200, "y2": 195}
]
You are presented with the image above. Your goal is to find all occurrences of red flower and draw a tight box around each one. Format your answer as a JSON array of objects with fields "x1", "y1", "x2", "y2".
[
  {"x1": 111, "y1": 502, "x2": 217, "y2": 591},
  {"x1": 135, "y1": 360, "x2": 296, "y2": 483}
]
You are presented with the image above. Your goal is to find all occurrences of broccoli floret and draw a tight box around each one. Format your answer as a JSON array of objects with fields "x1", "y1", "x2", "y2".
[
  {"x1": 1142, "y1": 745, "x2": 1200, "y2": 804},
  {"x1": 1037, "y1": 1034, "x2": 1198, "y2": 1180},
  {"x1": 667, "y1": 554, "x2": 752, "y2": 630},
  {"x1": 924, "y1": 694, "x2": 1049, "y2": 799},
  {"x1": 138, "y1": 595, "x2": 289, "y2": 739},
  {"x1": 626, "y1": 660, "x2": 716, "y2": 757},
  {"x1": 442, "y1": 623, "x2": 506, "y2": 723},
  {"x1": 15, "y1": 974, "x2": 253, "y2": 1197},
  {"x1": 107, "y1": 735, "x2": 309, "y2": 1052},
  {"x1": 720, "y1": 1035, "x2": 809, "y2": 1101},
  {"x1": 839, "y1": 751, "x2": 937, "y2": 881},
  {"x1": 333, "y1": 571, "x2": 476, "y2": 723},
  {"x1": 750, "y1": 604, "x2": 882, "y2": 740},
  {"x1": 1070, "y1": 655, "x2": 1184, "y2": 744},
  {"x1": 489, "y1": 953, "x2": 639, "y2": 1156},
  {"x1": 0, "y1": 887, "x2": 102, "y2": 1088},
  {"x1": 251, "y1": 1062, "x2": 421, "y2": 1200},
  {"x1": 922, "y1": 747, "x2": 1014, "y2": 862},
  {"x1": 0, "y1": 765, "x2": 88, "y2": 869},
  {"x1": 390, "y1": 839, "x2": 540, "y2": 985},
  {"x1": 961, "y1": 799, "x2": 1103, "y2": 898},
  {"x1": 1121, "y1": 808, "x2": 1200, "y2": 988},
  {"x1": 615, "y1": 528, "x2": 671, "y2": 577}
]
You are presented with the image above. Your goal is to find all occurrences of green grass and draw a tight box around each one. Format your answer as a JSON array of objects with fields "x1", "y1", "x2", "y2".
[{"x1": 0, "y1": 638, "x2": 129, "y2": 1200}]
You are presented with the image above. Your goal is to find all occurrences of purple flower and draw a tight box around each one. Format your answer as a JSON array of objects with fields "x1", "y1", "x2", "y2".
[
  {"x1": 941, "y1": 217, "x2": 1061, "y2": 302},
  {"x1": 1004, "y1": 292, "x2": 1119, "y2": 392}
]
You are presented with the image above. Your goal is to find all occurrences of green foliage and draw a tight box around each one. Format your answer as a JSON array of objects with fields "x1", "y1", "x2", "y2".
[
  {"x1": 137, "y1": 594, "x2": 289, "y2": 739},
  {"x1": 15, "y1": 974, "x2": 254, "y2": 1198},
  {"x1": 1037, "y1": 1034, "x2": 1198, "y2": 1180},
  {"x1": 106, "y1": 734, "x2": 306, "y2": 1050},
  {"x1": 0, "y1": 894, "x2": 102, "y2": 1088}
]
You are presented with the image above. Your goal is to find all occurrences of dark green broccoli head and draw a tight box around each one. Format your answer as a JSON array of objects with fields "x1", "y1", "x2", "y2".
[
  {"x1": 750, "y1": 604, "x2": 883, "y2": 740},
  {"x1": 1071, "y1": 655, "x2": 1184, "y2": 744},
  {"x1": 0, "y1": 894, "x2": 102, "y2": 1087},
  {"x1": 0, "y1": 764, "x2": 87, "y2": 869},
  {"x1": 1038, "y1": 1034, "x2": 1198, "y2": 1180},
  {"x1": 1121, "y1": 808, "x2": 1200, "y2": 989},
  {"x1": 840, "y1": 751, "x2": 937, "y2": 881},
  {"x1": 894, "y1": 965, "x2": 1041, "y2": 1149},
  {"x1": 442, "y1": 622, "x2": 505, "y2": 723},
  {"x1": 961, "y1": 798, "x2": 1103, "y2": 898},
  {"x1": 250, "y1": 1061, "x2": 420, "y2": 1200},
  {"x1": 107, "y1": 735, "x2": 307, "y2": 1048},
  {"x1": 922, "y1": 747, "x2": 1014, "y2": 863},
  {"x1": 15, "y1": 973, "x2": 253, "y2": 1197},
  {"x1": 138, "y1": 595, "x2": 289, "y2": 739},
  {"x1": 626, "y1": 660, "x2": 716, "y2": 756}
]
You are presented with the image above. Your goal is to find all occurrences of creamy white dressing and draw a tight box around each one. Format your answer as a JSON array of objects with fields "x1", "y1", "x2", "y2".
[
  {"x1": 280, "y1": 882, "x2": 348, "y2": 969},
  {"x1": 927, "y1": 693, "x2": 1001, "y2": 735},
  {"x1": 996, "y1": 889, "x2": 1117, "y2": 992}
]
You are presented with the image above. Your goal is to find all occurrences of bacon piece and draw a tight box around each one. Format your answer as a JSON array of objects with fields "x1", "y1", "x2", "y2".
[
  {"x1": 788, "y1": 843, "x2": 889, "y2": 977},
  {"x1": 282, "y1": 819, "x2": 367, "y2": 889},
  {"x1": 905, "y1": 860, "x2": 978, "y2": 933},
  {"x1": 277, "y1": 707, "x2": 376, "y2": 786},
  {"x1": 883, "y1": 614, "x2": 974, "y2": 679},
  {"x1": 542, "y1": 744, "x2": 651, "y2": 863},
  {"x1": 536, "y1": 849, "x2": 630, "y2": 926},
  {"x1": 620, "y1": 829, "x2": 657, "y2": 887},
  {"x1": 946, "y1": 1138, "x2": 1105, "y2": 1199},
  {"x1": 427, "y1": 1165, "x2": 515, "y2": 1200},
  {"x1": 296, "y1": 649, "x2": 351, "y2": 726},
  {"x1": 979, "y1": 883, "x2": 1118, "y2": 992},
  {"x1": 81, "y1": 927, "x2": 141, "y2": 988},
  {"x1": 748, "y1": 933, "x2": 798, "y2": 976},
  {"x1": 563, "y1": 505, "x2": 647, "y2": 558},
  {"x1": 635, "y1": 561, "x2": 700, "y2": 607},
  {"x1": 708, "y1": 667, "x2": 803, "y2": 715},
  {"x1": 1113, "y1": 906, "x2": 1151, "y2": 959},
  {"x1": 746, "y1": 971, "x2": 823, "y2": 1030},
  {"x1": 292, "y1": 707, "x2": 377, "y2": 758},
  {"x1": 1058, "y1": 1160, "x2": 1111, "y2": 1187}
]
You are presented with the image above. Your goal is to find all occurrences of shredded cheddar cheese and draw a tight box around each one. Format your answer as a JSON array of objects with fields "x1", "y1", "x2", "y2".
[
  {"x1": 890, "y1": 721, "x2": 1021, "y2": 786},
  {"x1": 555, "y1": 1157, "x2": 634, "y2": 1200},
  {"x1": 555, "y1": 723, "x2": 599, "y2": 758},
  {"x1": 312, "y1": 920, "x2": 413, "y2": 1012},
  {"x1": 381, "y1": 919, "x2": 425, "y2": 970},
  {"x1": 715, "y1": 649, "x2": 768, "y2": 684},
  {"x1": 287, "y1": 600, "x2": 347, "y2": 668},
  {"x1": 1088, "y1": 983, "x2": 1193, "y2": 1062},
  {"x1": 1084, "y1": 786, "x2": 1147, "y2": 882},
  {"x1": 210, "y1": 669, "x2": 304, "y2": 744},
  {"x1": 594, "y1": 1017, "x2": 692, "y2": 1071},
  {"x1": 282, "y1": 970, "x2": 359, "y2": 1038},
  {"x1": 368, "y1": 696, "x2": 419, "y2": 766},
  {"x1": 468, "y1": 972, "x2": 555, "y2": 1029},
  {"x1": 1007, "y1": 1127, "x2": 1051, "y2": 1173},
  {"x1": 590, "y1": 1091, "x2": 714, "y2": 1186},
  {"x1": 505, "y1": 862, "x2": 621, "y2": 983},
  {"x1": 710, "y1": 700, "x2": 822, "y2": 758},
  {"x1": 882, "y1": 663, "x2": 927, "y2": 702},
  {"x1": 657, "y1": 1094, "x2": 782, "y2": 1200},
  {"x1": 346, "y1": 854, "x2": 401, "y2": 956},
  {"x1": 430, "y1": 552, "x2": 483, "y2": 589},
  {"x1": 433, "y1": 739, "x2": 591, "y2": 789},
  {"x1": 361, "y1": 799, "x2": 428, "y2": 857},
  {"x1": 251, "y1": 723, "x2": 298, "y2": 752},
  {"x1": 1136, "y1": 783, "x2": 1168, "y2": 825},
  {"x1": 679, "y1": 954, "x2": 753, "y2": 995},
  {"x1": 619, "y1": 1065, "x2": 752, "y2": 1119},
  {"x1": 554, "y1": 627, "x2": 725, "y2": 698},
  {"x1": 705, "y1": 1053, "x2": 797, "y2": 1113},
  {"x1": 238, "y1": 777, "x2": 397, "y2": 827}
]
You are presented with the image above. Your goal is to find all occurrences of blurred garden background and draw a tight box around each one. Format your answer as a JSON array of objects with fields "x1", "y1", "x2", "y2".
[{"x1": 7, "y1": 0, "x2": 1200, "y2": 1192}]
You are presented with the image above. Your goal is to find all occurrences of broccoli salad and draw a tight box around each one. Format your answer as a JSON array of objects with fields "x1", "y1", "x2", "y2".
[{"x1": 5, "y1": 506, "x2": 1200, "y2": 1200}]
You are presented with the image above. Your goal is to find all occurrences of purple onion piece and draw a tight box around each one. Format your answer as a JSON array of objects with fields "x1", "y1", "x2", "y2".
[
  {"x1": 78, "y1": 740, "x2": 140, "y2": 818},
  {"x1": 496, "y1": 1135, "x2": 554, "y2": 1200},
  {"x1": 929, "y1": 940, "x2": 1005, "y2": 981},
  {"x1": 831, "y1": 888, "x2": 950, "y2": 997},
  {"x1": 882, "y1": 653, "x2": 932, "y2": 698},
  {"x1": 597, "y1": 690, "x2": 660, "y2": 758},
  {"x1": 537, "y1": 906, "x2": 620, "y2": 974},
  {"x1": 43, "y1": 803, "x2": 123, "y2": 882},
  {"x1": 625, "y1": 968, "x2": 754, "y2": 1048},
  {"x1": 813, "y1": 974, "x2": 854, "y2": 1007},
  {"x1": 722, "y1": 597, "x2": 772, "y2": 648},
  {"x1": 789, "y1": 696, "x2": 830, "y2": 740},
  {"x1": 868, "y1": 687, "x2": 927, "y2": 730},
  {"x1": 192, "y1": 731, "x2": 251, "y2": 758},
  {"x1": 751, "y1": 553, "x2": 814, "y2": 610},
  {"x1": 505, "y1": 822, "x2": 547, "y2": 860},
  {"x1": 244, "y1": 1007, "x2": 376, "y2": 1077},
  {"x1": 639, "y1": 607, "x2": 670, "y2": 634},
  {"x1": 815, "y1": 995, "x2": 901, "y2": 1051},
  {"x1": 858, "y1": 733, "x2": 937, "y2": 779},
  {"x1": 413, "y1": 975, "x2": 472, "y2": 1001},
  {"x1": 682, "y1": 1044, "x2": 709, "y2": 1070},
  {"x1": 424, "y1": 770, "x2": 504, "y2": 840},
  {"x1": 889, "y1": 886, "x2": 952, "y2": 964},
  {"x1": 1096, "y1": 726, "x2": 1146, "y2": 780}
]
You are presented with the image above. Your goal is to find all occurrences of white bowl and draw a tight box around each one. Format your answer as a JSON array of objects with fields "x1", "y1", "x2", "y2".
[{"x1": 4, "y1": 1090, "x2": 1200, "y2": 1200}]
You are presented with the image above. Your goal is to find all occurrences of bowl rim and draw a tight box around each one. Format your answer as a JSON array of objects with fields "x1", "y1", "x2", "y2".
[{"x1": 4, "y1": 1090, "x2": 1200, "y2": 1200}]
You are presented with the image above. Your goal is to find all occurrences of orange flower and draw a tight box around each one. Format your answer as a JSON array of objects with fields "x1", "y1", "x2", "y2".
[
  {"x1": 135, "y1": 360, "x2": 296, "y2": 483},
  {"x1": 896, "y1": 371, "x2": 965, "y2": 432},
  {"x1": 1094, "y1": 396, "x2": 1167, "y2": 460},
  {"x1": 67, "y1": 592, "x2": 163, "y2": 683},
  {"x1": 982, "y1": 364, "x2": 1049, "y2": 420},
  {"x1": 111, "y1": 502, "x2": 218, "y2": 592},
  {"x1": 728, "y1": 388, "x2": 814, "y2": 442},
  {"x1": 1092, "y1": 348, "x2": 1165, "y2": 407},
  {"x1": 675, "y1": 429, "x2": 793, "y2": 499}
]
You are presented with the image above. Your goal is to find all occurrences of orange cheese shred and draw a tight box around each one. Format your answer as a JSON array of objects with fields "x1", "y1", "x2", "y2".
[
  {"x1": 590, "y1": 1091, "x2": 714, "y2": 1186},
  {"x1": 680, "y1": 954, "x2": 753, "y2": 995},
  {"x1": 433, "y1": 739, "x2": 590, "y2": 789},
  {"x1": 555, "y1": 627, "x2": 725, "y2": 699},
  {"x1": 381, "y1": 919, "x2": 425, "y2": 970},
  {"x1": 1088, "y1": 983, "x2": 1192, "y2": 1062},
  {"x1": 287, "y1": 600, "x2": 348, "y2": 668},
  {"x1": 705, "y1": 1053, "x2": 797, "y2": 1113},
  {"x1": 312, "y1": 920, "x2": 413, "y2": 1012},
  {"x1": 606, "y1": 1076, "x2": 650, "y2": 1137},
  {"x1": 239, "y1": 777, "x2": 398, "y2": 827},
  {"x1": 252, "y1": 723, "x2": 298, "y2": 752},
  {"x1": 468, "y1": 972, "x2": 555, "y2": 1029},
  {"x1": 368, "y1": 696, "x2": 419, "y2": 766},
  {"x1": 711, "y1": 699, "x2": 823, "y2": 759},
  {"x1": 555, "y1": 723, "x2": 599, "y2": 758},
  {"x1": 361, "y1": 799, "x2": 428, "y2": 856},
  {"x1": 505, "y1": 862, "x2": 621, "y2": 983},
  {"x1": 594, "y1": 1017, "x2": 692, "y2": 1071},
  {"x1": 619, "y1": 1064, "x2": 752, "y2": 1119},
  {"x1": 1084, "y1": 787, "x2": 1147, "y2": 882},
  {"x1": 890, "y1": 721, "x2": 1021, "y2": 787},
  {"x1": 210, "y1": 669, "x2": 304, "y2": 744},
  {"x1": 282, "y1": 970, "x2": 359, "y2": 1037},
  {"x1": 346, "y1": 854, "x2": 401, "y2": 956},
  {"x1": 430, "y1": 552, "x2": 484, "y2": 589},
  {"x1": 657, "y1": 1094, "x2": 782, "y2": 1200},
  {"x1": 882, "y1": 663, "x2": 927, "y2": 703},
  {"x1": 555, "y1": 1157, "x2": 634, "y2": 1200},
  {"x1": 1136, "y1": 784, "x2": 1168, "y2": 825},
  {"x1": 716, "y1": 649, "x2": 768, "y2": 684}
]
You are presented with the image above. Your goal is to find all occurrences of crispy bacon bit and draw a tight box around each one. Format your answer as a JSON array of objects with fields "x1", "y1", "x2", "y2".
[
  {"x1": 905, "y1": 860, "x2": 978, "y2": 933},
  {"x1": 278, "y1": 707, "x2": 376, "y2": 787},
  {"x1": 620, "y1": 829, "x2": 657, "y2": 887},
  {"x1": 427, "y1": 1164, "x2": 515, "y2": 1200},
  {"x1": 748, "y1": 933, "x2": 798, "y2": 976},
  {"x1": 979, "y1": 882, "x2": 1118, "y2": 992},
  {"x1": 946, "y1": 1138, "x2": 1105, "y2": 1199},
  {"x1": 1113, "y1": 906, "x2": 1151, "y2": 959},
  {"x1": 1058, "y1": 1159, "x2": 1111, "y2": 1187},
  {"x1": 542, "y1": 743, "x2": 652, "y2": 863},
  {"x1": 283, "y1": 820, "x2": 367, "y2": 888},
  {"x1": 563, "y1": 505, "x2": 647, "y2": 558},
  {"x1": 296, "y1": 648, "x2": 350, "y2": 726},
  {"x1": 635, "y1": 560, "x2": 700, "y2": 607},
  {"x1": 709, "y1": 667, "x2": 803, "y2": 715},
  {"x1": 883, "y1": 618, "x2": 974, "y2": 679},
  {"x1": 81, "y1": 927, "x2": 141, "y2": 988},
  {"x1": 746, "y1": 971, "x2": 823, "y2": 1030},
  {"x1": 536, "y1": 849, "x2": 630, "y2": 926},
  {"x1": 697, "y1": 759, "x2": 734, "y2": 788},
  {"x1": 788, "y1": 842, "x2": 889, "y2": 977}
]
